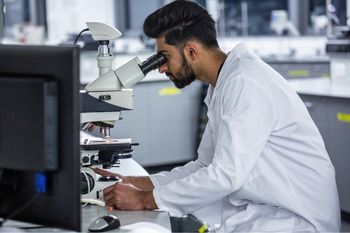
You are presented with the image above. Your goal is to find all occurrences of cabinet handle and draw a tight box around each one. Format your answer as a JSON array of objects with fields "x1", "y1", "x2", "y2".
[{"x1": 303, "y1": 102, "x2": 314, "y2": 109}]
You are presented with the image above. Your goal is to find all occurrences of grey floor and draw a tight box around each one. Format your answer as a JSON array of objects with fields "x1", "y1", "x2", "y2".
[{"x1": 146, "y1": 164, "x2": 350, "y2": 232}]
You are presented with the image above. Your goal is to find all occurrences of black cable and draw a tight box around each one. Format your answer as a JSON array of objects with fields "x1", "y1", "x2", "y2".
[
  {"x1": 73, "y1": 28, "x2": 89, "y2": 45},
  {"x1": 0, "y1": 193, "x2": 40, "y2": 227}
]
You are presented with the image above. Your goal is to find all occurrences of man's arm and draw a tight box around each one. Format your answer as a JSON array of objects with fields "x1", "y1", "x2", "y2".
[
  {"x1": 126, "y1": 176, "x2": 154, "y2": 190},
  {"x1": 150, "y1": 123, "x2": 215, "y2": 187},
  {"x1": 103, "y1": 182, "x2": 157, "y2": 210},
  {"x1": 152, "y1": 77, "x2": 277, "y2": 216}
]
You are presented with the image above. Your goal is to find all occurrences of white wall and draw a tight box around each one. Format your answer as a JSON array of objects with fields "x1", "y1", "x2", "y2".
[{"x1": 46, "y1": 0, "x2": 115, "y2": 44}]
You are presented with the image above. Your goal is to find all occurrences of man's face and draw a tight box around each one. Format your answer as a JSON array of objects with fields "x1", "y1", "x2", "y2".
[{"x1": 156, "y1": 37, "x2": 196, "y2": 89}]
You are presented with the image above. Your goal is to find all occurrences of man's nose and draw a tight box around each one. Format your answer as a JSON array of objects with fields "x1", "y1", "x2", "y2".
[{"x1": 158, "y1": 63, "x2": 168, "y2": 73}]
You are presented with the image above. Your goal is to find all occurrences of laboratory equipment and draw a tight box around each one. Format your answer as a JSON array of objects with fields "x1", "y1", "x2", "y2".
[
  {"x1": 0, "y1": 44, "x2": 81, "y2": 231},
  {"x1": 79, "y1": 22, "x2": 165, "y2": 200},
  {"x1": 326, "y1": 26, "x2": 350, "y2": 85},
  {"x1": 270, "y1": 10, "x2": 300, "y2": 36},
  {"x1": 80, "y1": 22, "x2": 165, "y2": 138}
]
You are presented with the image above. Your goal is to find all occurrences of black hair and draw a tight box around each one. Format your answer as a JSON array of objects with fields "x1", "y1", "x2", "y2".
[{"x1": 143, "y1": 0, "x2": 219, "y2": 49}]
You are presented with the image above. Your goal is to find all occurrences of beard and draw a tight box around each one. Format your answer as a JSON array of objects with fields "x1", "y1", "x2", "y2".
[{"x1": 167, "y1": 54, "x2": 196, "y2": 89}]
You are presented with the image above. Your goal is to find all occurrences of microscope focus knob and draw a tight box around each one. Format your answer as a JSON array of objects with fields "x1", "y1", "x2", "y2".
[{"x1": 82, "y1": 156, "x2": 90, "y2": 164}]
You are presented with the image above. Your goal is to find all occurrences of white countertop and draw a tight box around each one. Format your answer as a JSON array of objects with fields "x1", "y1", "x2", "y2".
[
  {"x1": 288, "y1": 78, "x2": 350, "y2": 98},
  {"x1": 82, "y1": 206, "x2": 170, "y2": 233},
  {"x1": 2, "y1": 133, "x2": 170, "y2": 232},
  {"x1": 288, "y1": 77, "x2": 350, "y2": 98},
  {"x1": 81, "y1": 158, "x2": 170, "y2": 232}
]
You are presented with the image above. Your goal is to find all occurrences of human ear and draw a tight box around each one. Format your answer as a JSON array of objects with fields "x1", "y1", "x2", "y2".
[{"x1": 184, "y1": 41, "x2": 199, "y2": 61}]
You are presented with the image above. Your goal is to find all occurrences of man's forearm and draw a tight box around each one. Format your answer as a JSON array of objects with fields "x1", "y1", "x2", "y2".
[{"x1": 125, "y1": 176, "x2": 154, "y2": 190}]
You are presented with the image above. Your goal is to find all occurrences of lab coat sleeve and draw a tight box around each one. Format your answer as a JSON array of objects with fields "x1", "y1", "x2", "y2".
[
  {"x1": 153, "y1": 76, "x2": 277, "y2": 216},
  {"x1": 150, "y1": 122, "x2": 215, "y2": 187}
]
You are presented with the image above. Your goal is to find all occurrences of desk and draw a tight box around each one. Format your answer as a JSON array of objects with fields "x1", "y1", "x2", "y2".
[
  {"x1": 80, "y1": 132, "x2": 171, "y2": 231},
  {"x1": 82, "y1": 158, "x2": 171, "y2": 232},
  {"x1": 82, "y1": 206, "x2": 170, "y2": 232},
  {"x1": 2, "y1": 158, "x2": 171, "y2": 232}
]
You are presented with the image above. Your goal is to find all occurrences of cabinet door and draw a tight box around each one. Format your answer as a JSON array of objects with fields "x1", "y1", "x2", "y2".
[
  {"x1": 299, "y1": 94, "x2": 350, "y2": 212},
  {"x1": 112, "y1": 80, "x2": 202, "y2": 167},
  {"x1": 299, "y1": 94, "x2": 330, "y2": 149},
  {"x1": 326, "y1": 97, "x2": 350, "y2": 212}
]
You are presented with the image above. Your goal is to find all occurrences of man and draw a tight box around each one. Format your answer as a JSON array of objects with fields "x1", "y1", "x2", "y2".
[{"x1": 95, "y1": 0, "x2": 340, "y2": 231}]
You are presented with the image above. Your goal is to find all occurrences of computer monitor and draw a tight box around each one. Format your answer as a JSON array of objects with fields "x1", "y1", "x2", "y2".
[{"x1": 0, "y1": 44, "x2": 81, "y2": 231}]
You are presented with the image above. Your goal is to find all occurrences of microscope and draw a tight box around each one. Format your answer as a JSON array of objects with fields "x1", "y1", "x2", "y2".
[{"x1": 80, "y1": 22, "x2": 165, "y2": 202}]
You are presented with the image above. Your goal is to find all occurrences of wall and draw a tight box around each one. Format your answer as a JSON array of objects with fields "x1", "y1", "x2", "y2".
[{"x1": 46, "y1": 0, "x2": 115, "y2": 44}]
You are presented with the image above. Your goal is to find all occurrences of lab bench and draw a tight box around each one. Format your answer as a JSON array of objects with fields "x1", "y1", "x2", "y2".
[
  {"x1": 82, "y1": 158, "x2": 171, "y2": 232},
  {"x1": 289, "y1": 78, "x2": 350, "y2": 213},
  {"x1": 264, "y1": 57, "x2": 330, "y2": 80},
  {"x1": 2, "y1": 158, "x2": 171, "y2": 232}
]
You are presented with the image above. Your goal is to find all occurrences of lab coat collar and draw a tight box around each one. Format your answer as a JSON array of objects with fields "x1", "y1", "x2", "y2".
[
  {"x1": 204, "y1": 43, "x2": 251, "y2": 108},
  {"x1": 215, "y1": 43, "x2": 251, "y2": 90}
]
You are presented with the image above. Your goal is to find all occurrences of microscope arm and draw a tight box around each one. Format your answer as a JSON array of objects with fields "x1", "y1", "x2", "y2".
[
  {"x1": 80, "y1": 22, "x2": 165, "y2": 137},
  {"x1": 85, "y1": 53, "x2": 166, "y2": 92}
]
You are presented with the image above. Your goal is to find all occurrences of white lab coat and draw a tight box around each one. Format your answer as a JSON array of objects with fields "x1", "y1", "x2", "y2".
[{"x1": 150, "y1": 43, "x2": 340, "y2": 232}]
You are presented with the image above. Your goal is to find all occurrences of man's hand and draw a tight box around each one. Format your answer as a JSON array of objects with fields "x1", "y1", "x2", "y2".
[
  {"x1": 103, "y1": 183, "x2": 157, "y2": 211},
  {"x1": 92, "y1": 167, "x2": 154, "y2": 190}
]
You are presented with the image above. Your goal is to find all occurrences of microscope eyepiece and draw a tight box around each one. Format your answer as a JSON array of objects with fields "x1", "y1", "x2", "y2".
[{"x1": 139, "y1": 53, "x2": 166, "y2": 75}]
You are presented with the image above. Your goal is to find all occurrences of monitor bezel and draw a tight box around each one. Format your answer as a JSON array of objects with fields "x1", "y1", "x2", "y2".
[{"x1": 0, "y1": 44, "x2": 81, "y2": 231}]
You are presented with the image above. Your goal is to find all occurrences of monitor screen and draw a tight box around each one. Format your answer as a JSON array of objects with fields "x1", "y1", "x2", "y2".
[{"x1": 0, "y1": 44, "x2": 81, "y2": 231}]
